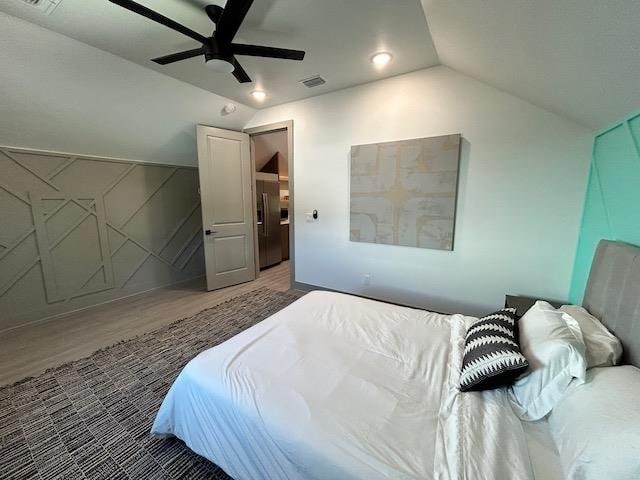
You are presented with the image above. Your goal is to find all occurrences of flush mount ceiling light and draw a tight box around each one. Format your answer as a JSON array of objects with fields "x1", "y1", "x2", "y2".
[
  {"x1": 251, "y1": 90, "x2": 267, "y2": 101},
  {"x1": 371, "y1": 52, "x2": 392, "y2": 66}
]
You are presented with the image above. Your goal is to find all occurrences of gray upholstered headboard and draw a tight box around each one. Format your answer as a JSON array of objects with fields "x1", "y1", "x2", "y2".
[{"x1": 583, "y1": 240, "x2": 640, "y2": 368}]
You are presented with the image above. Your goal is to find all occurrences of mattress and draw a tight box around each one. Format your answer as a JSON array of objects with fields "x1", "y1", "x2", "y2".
[{"x1": 151, "y1": 291, "x2": 539, "y2": 479}]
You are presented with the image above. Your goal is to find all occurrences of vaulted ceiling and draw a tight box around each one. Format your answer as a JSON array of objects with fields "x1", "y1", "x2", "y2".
[
  {"x1": 422, "y1": 0, "x2": 640, "y2": 129},
  {"x1": 0, "y1": 0, "x2": 438, "y2": 109},
  {"x1": 2, "y1": 0, "x2": 639, "y2": 129}
]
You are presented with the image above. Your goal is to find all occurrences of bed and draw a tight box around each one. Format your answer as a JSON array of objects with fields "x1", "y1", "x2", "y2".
[
  {"x1": 152, "y1": 291, "x2": 539, "y2": 479},
  {"x1": 151, "y1": 239, "x2": 640, "y2": 480}
]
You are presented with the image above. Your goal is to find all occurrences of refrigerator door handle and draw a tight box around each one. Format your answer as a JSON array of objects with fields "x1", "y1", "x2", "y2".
[{"x1": 262, "y1": 192, "x2": 269, "y2": 237}]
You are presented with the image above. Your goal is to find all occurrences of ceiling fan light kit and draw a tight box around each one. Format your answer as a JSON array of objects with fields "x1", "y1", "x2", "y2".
[
  {"x1": 206, "y1": 57, "x2": 235, "y2": 73},
  {"x1": 202, "y1": 38, "x2": 235, "y2": 73},
  {"x1": 107, "y1": 0, "x2": 306, "y2": 84}
]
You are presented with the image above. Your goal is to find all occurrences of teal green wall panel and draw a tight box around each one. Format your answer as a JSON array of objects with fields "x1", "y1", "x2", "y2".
[
  {"x1": 568, "y1": 167, "x2": 611, "y2": 303},
  {"x1": 594, "y1": 123, "x2": 640, "y2": 244},
  {"x1": 629, "y1": 114, "x2": 640, "y2": 161},
  {"x1": 569, "y1": 111, "x2": 640, "y2": 304}
]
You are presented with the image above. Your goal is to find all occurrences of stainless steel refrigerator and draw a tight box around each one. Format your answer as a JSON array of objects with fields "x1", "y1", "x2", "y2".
[{"x1": 256, "y1": 173, "x2": 282, "y2": 269}]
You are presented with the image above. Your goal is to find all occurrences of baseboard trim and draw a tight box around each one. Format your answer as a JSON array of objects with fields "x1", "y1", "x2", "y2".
[{"x1": 291, "y1": 281, "x2": 322, "y2": 292}]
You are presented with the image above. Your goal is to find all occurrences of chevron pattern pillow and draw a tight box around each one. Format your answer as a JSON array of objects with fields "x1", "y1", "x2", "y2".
[{"x1": 460, "y1": 308, "x2": 529, "y2": 392}]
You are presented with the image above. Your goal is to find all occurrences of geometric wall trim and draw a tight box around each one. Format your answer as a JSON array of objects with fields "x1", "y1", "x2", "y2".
[
  {"x1": 0, "y1": 146, "x2": 204, "y2": 331},
  {"x1": 30, "y1": 192, "x2": 114, "y2": 303},
  {"x1": 569, "y1": 110, "x2": 640, "y2": 304}
]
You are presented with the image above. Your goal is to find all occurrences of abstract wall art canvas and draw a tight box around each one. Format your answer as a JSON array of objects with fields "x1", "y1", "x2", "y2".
[{"x1": 350, "y1": 134, "x2": 461, "y2": 250}]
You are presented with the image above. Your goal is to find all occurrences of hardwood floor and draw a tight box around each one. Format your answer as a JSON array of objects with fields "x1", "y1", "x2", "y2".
[{"x1": 0, "y1": 261, "x2": 292, "y2": 386}]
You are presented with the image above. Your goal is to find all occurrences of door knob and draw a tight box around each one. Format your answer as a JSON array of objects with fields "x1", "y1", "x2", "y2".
[{"x1": 205, "y1": 229, "x2": 217, "y2": 235}]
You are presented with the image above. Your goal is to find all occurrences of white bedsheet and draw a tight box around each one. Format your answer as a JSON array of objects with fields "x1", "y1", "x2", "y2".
[
  {"x1": 152, "y1": 291, "x2": 535, "y2": 480},
  {"x1": 522, "y1": 419, "x2": 564, "y2": 480}
]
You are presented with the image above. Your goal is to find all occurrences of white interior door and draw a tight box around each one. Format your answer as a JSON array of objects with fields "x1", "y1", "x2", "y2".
[{"x1": 196, "y1": 125, "x2": 256, "y2": 291}]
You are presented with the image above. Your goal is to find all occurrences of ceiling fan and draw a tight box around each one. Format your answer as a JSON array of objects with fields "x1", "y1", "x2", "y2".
[{"x1": 107, "y1": 0, "x2": 306, "y2": 83}]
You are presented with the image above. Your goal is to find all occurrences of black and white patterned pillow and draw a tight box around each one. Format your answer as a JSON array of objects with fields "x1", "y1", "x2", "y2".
[{"x1": 459, "y1": 308, "x2": 529, "y2": 392}]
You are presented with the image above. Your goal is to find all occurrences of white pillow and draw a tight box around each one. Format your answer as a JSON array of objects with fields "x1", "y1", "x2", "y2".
[
  {"x1": 508, "y1": 301, "x2": 587, "y2": 421},
  {"x1": 559, "y1": 305, "x2": 623, "y2": 368},
  {"x1": 549, "y1": 366, "x2": 640, "y2": 480}
]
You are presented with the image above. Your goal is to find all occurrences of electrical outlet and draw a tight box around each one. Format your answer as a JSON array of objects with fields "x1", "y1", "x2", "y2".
[{"x1": 362, "y1": 274, "x2": 371, "y2": 286}]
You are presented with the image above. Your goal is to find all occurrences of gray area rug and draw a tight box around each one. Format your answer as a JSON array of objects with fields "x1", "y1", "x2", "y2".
[{"x1": 0, "y1": 288, "x2": 301, "y2": 480}]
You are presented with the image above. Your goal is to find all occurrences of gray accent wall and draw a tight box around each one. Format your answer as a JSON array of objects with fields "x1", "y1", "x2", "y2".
[{"x1": 0, "y1": 146, "x2": 204, "y2": 330}]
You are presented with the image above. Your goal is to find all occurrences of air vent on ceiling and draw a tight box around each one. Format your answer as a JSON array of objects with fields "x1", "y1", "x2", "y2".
[
  {"x1": 19, "y1": 0, "x2": 61, "y2": 15},
  {"x1": 300, "y1": 75, "x2": 326, "y2": 88}
]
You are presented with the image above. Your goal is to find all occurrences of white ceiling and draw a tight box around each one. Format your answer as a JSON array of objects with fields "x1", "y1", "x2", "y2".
[
  {"x1": 3, "y1": 0, "x2": 639, "y2": 128},
  {"x1": 0, "y1": 0, "x2": 438, "y2": 109},
  {"x1": 421, "y1": 0, "x2": 640, "y2": 129}
]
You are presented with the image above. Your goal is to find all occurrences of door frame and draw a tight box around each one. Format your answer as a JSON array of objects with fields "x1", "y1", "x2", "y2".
[{"x1": 244, "y1": 120, "x2": 295, "y2": 287}]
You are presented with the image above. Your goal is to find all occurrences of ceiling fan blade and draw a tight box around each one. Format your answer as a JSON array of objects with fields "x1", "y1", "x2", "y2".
[
  {"x1": 216, "y1": 0, "x2": 254, "y2": 44},
  {"x1": 152, "y1": 48, "x2": 204, "y2": 65},
  {"x1": 231, "y1": 58, "x2": 252, "y2": 83},
  {"x1": 232, "y1": 43, "x2": 305, "y2": 61},
  {"x1": 108, "y1": 0, "x2": 207, "y2": 43}
]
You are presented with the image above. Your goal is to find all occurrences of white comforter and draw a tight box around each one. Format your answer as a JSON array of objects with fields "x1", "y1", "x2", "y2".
[{"x1": 151, "y1": 291, "x2": 534, "y2": 480}]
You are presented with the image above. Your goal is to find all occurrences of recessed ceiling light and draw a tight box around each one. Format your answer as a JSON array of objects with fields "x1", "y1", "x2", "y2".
[
  {"x1": 371, "y1": 52, "x2": 392, "y2": 66},
  {"x1": 251, "y1": 90, "x2": 267, "y2": 101}
]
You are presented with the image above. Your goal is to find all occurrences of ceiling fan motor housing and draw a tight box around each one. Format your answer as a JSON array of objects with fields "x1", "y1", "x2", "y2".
[{"x1": 204, "y1": 37, "x2": 234, "y2": 65}]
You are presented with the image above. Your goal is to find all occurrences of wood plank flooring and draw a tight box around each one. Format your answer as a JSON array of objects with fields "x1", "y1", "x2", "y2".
[{"x1": 0, "y1": 261, "x2": 291, "y2": 386}]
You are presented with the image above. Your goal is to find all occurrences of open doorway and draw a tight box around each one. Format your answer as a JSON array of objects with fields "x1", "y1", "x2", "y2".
[{"x1": 245, "y1": 121, "x2": 295, "y2": 288}]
